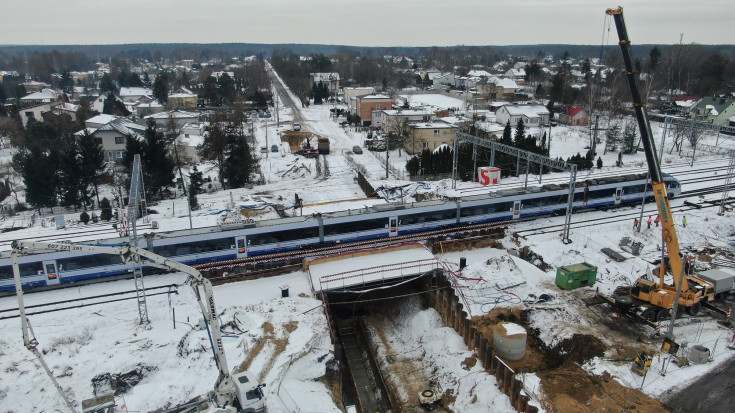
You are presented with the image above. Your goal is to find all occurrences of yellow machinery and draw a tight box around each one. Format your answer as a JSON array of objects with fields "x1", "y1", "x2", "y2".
[
  {"x1": 631, "y1": 352, "x2": 652, "y2": 376},
  {"x1": 606, "y1": 7, "x2": 715, "y2": 323}
]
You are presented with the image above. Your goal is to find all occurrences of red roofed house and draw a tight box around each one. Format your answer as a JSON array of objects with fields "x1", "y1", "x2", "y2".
[{"x1": 559, "y1": 104, "x2": 589, "y2": 126}]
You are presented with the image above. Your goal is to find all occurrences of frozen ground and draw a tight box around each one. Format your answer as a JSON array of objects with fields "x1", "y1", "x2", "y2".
[{"x1": 1, "y1": 85, "x2": 735, "y2": 412}]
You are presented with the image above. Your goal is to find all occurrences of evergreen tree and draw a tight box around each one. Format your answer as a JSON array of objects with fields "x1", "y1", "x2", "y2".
[
  {"x1": 59, "y1": 71, "x2": 74, "y2": 95},
  {"x1": 59, "y1": 138, "x2": 84, "y2": 208},
  {"x1": 221, "y1": 127, "x2": 254, "y2": 189},
  {"x1": 420, "y1": 149, "x2": 433, "y2": 174},
  {"x1": 99, "y1": 73, "x2": 116, "y2": 94},
  {"x1": 217, "y1": 73, "x2": 236, "y2": 104},
  {"x1": 514, "y1": 118, "x2": 526, "y2": 147},
  {"x1": 142, "y1": 72, "x2": 152, "y2": 88},
  {"x1": 100, "y1": 197, "x2": 113, "y2": 221},
  {"x1": 152, "y1": 72, "x2": 169, "y2": 105},
  {"x1": 141, "y1": 121, "x2": 176, "y2": 198},
  {"x1": 605, "y1": 123, "x2": 621, "y2": 153},
  {"x1": 622, "y1": 122, "x2": 638, "y2": 154},
  {"x1": 78, "y1": 131, "x2": 106, "y2": 206},
  {"x1": 200, "y1": 116, "x2": 228, "y2": 184},
  {"x1": 13, "y1": 146, "x2": 58, "y2": 210},
  {"x1": 501, "y1": 121, "x2": 512, "y2": 145},
  {"x1": 406, "y1": 156, "x2": 420, "y2": 176},
  {"x1": 188, "y1": 165, "x2": 204, "y2": 210}
]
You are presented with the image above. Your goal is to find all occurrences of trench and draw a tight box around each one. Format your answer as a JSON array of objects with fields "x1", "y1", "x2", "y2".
[{"x1": 326, "y1": 274, "x2": 445, "y2": 413}]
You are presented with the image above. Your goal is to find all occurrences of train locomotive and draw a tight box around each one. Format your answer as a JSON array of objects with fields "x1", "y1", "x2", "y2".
[{"x1": 0, "y1": 173, "x2": 680, "y2": 293}]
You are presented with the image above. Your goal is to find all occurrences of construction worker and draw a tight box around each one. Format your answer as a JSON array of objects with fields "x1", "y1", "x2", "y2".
[
  {"x1": 683, "y1": 215, "x2": 687, "y2": 227},
  {"x1": 647, "y1": 216, "x2": 652, "y2": 229},
  {"x1": 654, "y1": 215, "x2": 660, "y2": 227}
]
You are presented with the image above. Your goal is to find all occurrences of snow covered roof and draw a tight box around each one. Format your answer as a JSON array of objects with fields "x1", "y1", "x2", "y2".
[
  {"x1": 145, "y1": 110, "x2": 199, "y2": 120},
  {"x1": 408, "y1": 120, "x2": 457, "y2": 129},
  {"x1": 360, "y1": 94, "x2": 392, "y2": 100},
  {"x1": 119, "y1": 87, "x2": 153, "y2": 97},
  {"x1": 311, "y1": 72, "x2": 340, "y2": 82},
  {"x1": 20, "y1": 88, "x2": 60, "y2": 102},
  {"x1": 380, "y1": 109, "x2": 435, "y2": 116},
  {"x1": 467, "y1": 69, "x2": 491, "y2": 77},
  {"x1": 489, "y1": 76, "x2": 518, "y2": 89},
  {"x1": 501, "y1": 104, "x2": 549, "y2": 117},
  {"x1": 85, "y1": 114, "x2": 118, "y2": 126},
  {"x1": 97, "y1": 117, "x2": 147, "y2": 136}
]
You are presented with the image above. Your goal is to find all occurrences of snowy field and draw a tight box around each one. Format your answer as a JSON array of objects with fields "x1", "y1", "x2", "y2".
[{"x1": 1, "y1": 79, "x2": 735, "y2": 411}]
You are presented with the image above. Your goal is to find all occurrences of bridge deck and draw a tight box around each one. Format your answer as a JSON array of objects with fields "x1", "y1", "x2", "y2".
[{"x1": 307, "y1": 242, "x2": 439, "y2": 293}]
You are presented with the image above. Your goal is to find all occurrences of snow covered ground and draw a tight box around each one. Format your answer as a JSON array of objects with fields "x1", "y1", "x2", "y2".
[{"x1": 1, "y1": 81, "x2": 735, "y2": 412}]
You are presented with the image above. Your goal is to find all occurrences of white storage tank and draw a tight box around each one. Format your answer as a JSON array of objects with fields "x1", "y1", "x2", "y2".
[{"x1": 493, "y1": 322, "x2": 527, "y2": 361}]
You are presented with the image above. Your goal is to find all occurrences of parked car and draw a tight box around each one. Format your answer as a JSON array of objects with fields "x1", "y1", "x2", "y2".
[
  {"x1": 292, "y1": 122, "x2": 301, "y2": 131},
  {"x1": 352, "y1": 145, "x2": 363, "y2": 154},
  {"x1": 271, "y1": 144, "x2": 279, "y2": 152},
  {"x1": 260, "y1": 146, "x2": 268, "y2": 153}
]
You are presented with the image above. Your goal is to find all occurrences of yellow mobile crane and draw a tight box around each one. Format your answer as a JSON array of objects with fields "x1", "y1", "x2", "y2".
[{"x1": 606, "y1": 7, "x2": 715, "y2": 324}]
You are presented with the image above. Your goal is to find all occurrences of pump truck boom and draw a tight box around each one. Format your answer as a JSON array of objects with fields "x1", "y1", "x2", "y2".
[
  {"x1": 11, "y1": 240, "x2": 265, "y2": 413},
  {"x1": 606, "y1": 7, "x2": 715, "y2": 321}
]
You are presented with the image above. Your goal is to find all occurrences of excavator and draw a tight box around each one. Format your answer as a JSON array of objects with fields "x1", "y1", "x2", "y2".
[
  {"x1": 606, "y1": 7, "x2": 715, "y2": 325},
  {"x1": 11, "y1": 240, "x2": 266, "y2": 413}
]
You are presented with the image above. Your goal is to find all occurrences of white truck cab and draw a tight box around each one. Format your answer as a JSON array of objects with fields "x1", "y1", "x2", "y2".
[{"x1": 232, "y1": 371, "x2": 266, "y2": 413}]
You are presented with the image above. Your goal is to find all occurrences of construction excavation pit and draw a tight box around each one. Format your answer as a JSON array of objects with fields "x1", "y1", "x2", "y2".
[{"x1": 318, "y1": 272, "x2": 670, "y2": 413}]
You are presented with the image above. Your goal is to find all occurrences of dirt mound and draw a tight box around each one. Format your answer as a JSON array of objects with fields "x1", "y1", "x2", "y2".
[{"x1": 538, "y1": 362, "x2": 668, "y2": 413}]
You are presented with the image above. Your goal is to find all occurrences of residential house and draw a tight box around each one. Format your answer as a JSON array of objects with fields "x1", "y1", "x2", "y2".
[
  {"x1": 433, "y1": 73, "x2": 455, "y2": 87},
  {"x1": 145, "y1": 110, "x2": 199, "y2": 130},
  {"x1": 22, "y1": 80, "x2": 50, "y2": 93},
  {"x1": 504, "y1": 68, "x2": 526, "y2": 85},
  {"x1": 309, "y1": 73, "x2": 340, "y2": 94},
  {"x1": 405, "y1": 120, "x2": 459, "y2": 154},
  {"x1": 119, "y1": 87, "x2": 153, "y2": 103},
  {"x1": 672, "y1": 95, "x2": 701, "y2": 116},
  {"x1": 174, "y1": 123, "x2": 206, "y2": 163},
  {"x1": 18, "y1": 88, "x2": 61, "y2": 126},
  {"x1": 355, "y1": 94, "x2": 394, "y2": 126},
  {"x1": 496, "y1": 104, "x2": 550, "y2": 127},
  {"x1": 466, "y1": 69, "x2": 492, "y2": 78},
  {"x1": 344, "y1": 87, "x2": 375, "y2": 113},
  {"x1": 476, "y1": 77, "x2": 518, "y2": 101},
  {"x1": 167, "y1": 91, "x2": 198, "y2": 110},
  {"x1": 79, "y1": 115, "x2": 147, "y2": 162},
  {"x1": 134, "y1": 100, "x2": 165, "y2": 117},
  {"x1": 558, "y1": 105, "x2": 589, "y2": 126},
  {"x1": 0, "y1": 70, "x2": 20, "y2": 82},
  {"x1": 691, "y1": 97, "x2": 735, "y2": 126},
  {"x1": 374, "y1": 109, "x2": 436, "y2": 134}
]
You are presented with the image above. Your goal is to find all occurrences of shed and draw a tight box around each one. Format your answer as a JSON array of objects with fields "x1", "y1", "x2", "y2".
[{"x1": 555, "y1": 262, "x2": 598, "y2": 290}]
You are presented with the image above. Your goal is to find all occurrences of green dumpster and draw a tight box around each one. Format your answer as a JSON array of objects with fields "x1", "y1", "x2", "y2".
[{"x1": 555, "y1": 262, "x2": 598, "y2": 290}]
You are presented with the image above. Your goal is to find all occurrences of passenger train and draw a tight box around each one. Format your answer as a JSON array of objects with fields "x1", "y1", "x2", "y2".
[{"x1": 0, "y1": 173, "x2": 680, "y2": 293}]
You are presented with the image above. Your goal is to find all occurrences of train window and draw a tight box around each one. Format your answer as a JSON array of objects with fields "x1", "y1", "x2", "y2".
[
  {"x1": 2, "y1": 262, "x2": 47, "y2": 277},
  {"x1": 324, "y1": 218, "x2": 386, "y2": 236},
  {"x1": 152, "y1": 236, "x2": 236, "y2": 257},
  {"x1": 249, "y1": 227, "x2": 319, "y2": 246},
  {"x1": 59, "y1": 254, "x2": 122, "y2": 271},
  {"x1": 0, "y1": 265, "x2": 12, "y2": 280}
]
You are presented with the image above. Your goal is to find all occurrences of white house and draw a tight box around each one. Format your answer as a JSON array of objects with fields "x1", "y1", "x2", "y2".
[{"x1": 496, "y1": 104, "x2": 550, "y2": 127}]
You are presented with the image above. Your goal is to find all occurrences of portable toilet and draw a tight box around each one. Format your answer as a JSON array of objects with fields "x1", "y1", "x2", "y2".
[{"x1": 555, "y1": 262, "x2": 598, "y2": 290}]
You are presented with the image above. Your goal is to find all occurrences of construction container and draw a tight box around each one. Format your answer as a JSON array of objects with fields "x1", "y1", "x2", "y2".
[
  {"x1": 555, "y1": 262, "x2": 598, "y2": 290},
  {"x1": 698, "y1": 269, "x2": 734, "y2": 296}
]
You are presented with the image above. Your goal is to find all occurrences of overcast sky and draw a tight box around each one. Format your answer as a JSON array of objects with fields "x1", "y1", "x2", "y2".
[{"x1": 2, "y1": 0, "x2": 733, "y2": 47}]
